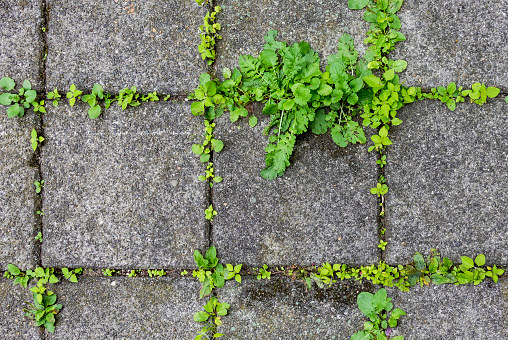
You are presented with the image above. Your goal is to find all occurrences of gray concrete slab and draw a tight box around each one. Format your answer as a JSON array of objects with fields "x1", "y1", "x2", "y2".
[
  {"x1": 392, "y1": 0, "x2": 508, "y2": 89},
  {"x1": 0, "y1": 0, "x2": 44, "y2": 92},
  {"x1": 215, "y1": 0, "x2": 369, "y2": 75},
  {"x1": 0, "y1": 278, "x2": 41, "y2": 339},
  {"x1": 213, "y1": 105, "x2": 379, "y2": 267},
  {"x1": 385, "y1": 98, "x2": 508, "y2": 265},
  {"x1": 388, "y1": 278, "x2": 508, "y2": 339},
  {"x1": 40, "y1": 101, "x2": 207, "y2": 269},
  {"x1": 47, "y1": 276, "x2": 203, "y2": 339},
  {"x1": 216, "y1": 276, "x2": 374, "y2": 339},
  {"x1": 0, "y1": 113, "x2": 40, "y2": 271},
  {"x1": 46, "y1": 0, "x2": 207, "y2": 94}
]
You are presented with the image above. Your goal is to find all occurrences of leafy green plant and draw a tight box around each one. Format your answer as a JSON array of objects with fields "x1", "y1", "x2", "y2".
[
  {"x1": 81, "y1": 83, "x2": 105, "y2": 119},
  {"x1": 102, "y1": 269, "x2": 115, "y2": 276},
  {"x1": 194, "y1": 296, "x2": 229, "y2": 339},
  {"x1": 254, "y1": 264, "x2": 271, "y2": 280},
  {"x1": 198, "y1": 6, "x2": 222, "y2": 65},
  {"x1": 377, "y1": 154, "x2": 387, "y2": 168},
  {"x1": 378, "y1": 240, "x2": 388, "y2": 250},
  {"x1": 31, "y1": 129, "x2": 44, "y2": 151},
  {"x1": 205, "y1": 204, "x2": 217, "y2": 221},
  {"x1": 66, "y1": 84, "x2": 82, "y2": 107},
  {"x1": 61, "y1": 268, "x2": 82, "y2": 283},
  {"x1": 0, "y1": 77, "x2": 37, "y2": 117},
  {"x1": 147, "y1": 269, "x2": 166, "y2": 277},
  {"x1": 34, "y1": 180, "x2": 44, "y2": 194},
  {"x1": 199, "y1": 162, "x2": 223, "y2": 188},
  {"x1": 371, "y1": 182, "x2": 388, "y2": 197},
  {"x1": 128, "y1": 270, "x2": 139, "y2": 277},
  {"x1": 164, "y1": 94, "x2": 171, "y2": 101},
  {"x1": 225, "y1": 264, "x2": 242, "y2": 283},
  {"x1": 117, "y1": 86, "x2": 140, "y2": 109},
  {"x1": 32, "y1": 100, "x2": 46, "y2": 114},
  {"x1": 47, "y1": 89, "x2": 61, "y2": 107},
  {"x1": 24, "y1": 291, "x2": 62, "y2": 333},
  {"x1": 36, "y1": 210, "x2": 44, "y2": 216},
  {"x1": 141, "y1": 91, "x2": 159, "y2": 102},
  {"x1": 35, "y1": 232, "x2": 43, "y2": 243},
  {"x1": 193, "y1": 246, "x2": 222, "y2": 298},
  {"x1": 181, "y1": 270, "x2": 188, "y2": 276},
  {"x1": 460, "y1": 82, "x2": 500, "y2": 106},
  {"x1": 192, "y1": 109, "x2": 224, "y2": 163},
  {"x1": 350, "y1": 288, "x2": 405, "y2": 340}
]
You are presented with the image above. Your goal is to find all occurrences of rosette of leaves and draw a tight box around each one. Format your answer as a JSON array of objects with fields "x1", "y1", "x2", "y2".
[
  {"x1": 351, "y1": 288, "x2": 405, "y2": 340},
  {"x1": 0, "y1": 77, "x2": 37, "y2": 117},
  {"x1": 81, "y1": 83, "x2": 105, "y2": 119}
]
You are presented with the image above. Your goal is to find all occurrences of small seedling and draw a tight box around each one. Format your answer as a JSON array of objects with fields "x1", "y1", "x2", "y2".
[
  {"x1": 35, "y1": 232, "x2": 43, "y2": 243},
  {"x1": 225, "y1": 264, "x2": 242, "y2": 283},
  {"x1": 0, "y1": 78, "x2": 37, "y2": 117},
  {"x1": 24, "y1": 291, "x2": 62, "y2": 333},
  {"x1": 102, "y1": 269, "x2": 115, "y2": 276},
  {"x1": 371, "y1": 183, "x2": 388, "y2": 197},
  {"x1": 32, "y1": 100, "x2": 46, "y2": 114},
  {"x1": 47, "y1": 89, "x2": 61, "y2": 107},
  {"x1": 378, "y1": 240, "x2": 388, "y2": 250},
  {"x1": 117, "y1": 86, "x2": 140, "y2": 109},
  {"x1": 198, "y1": 6, "x2": 222, "y2": 65},
  {"x1": 164, "y1": 94, "x2": 171, "y2": 101},
  {"x1": 377, "y1": 155, "x2": 387, "y2": 168},
  {"x1": 205, "y1": 204, "x2": 217, "y2": 221},
  {"x1": 128, "y1": 270, "x2": 139, "y2": 277},
  {"x1": 66, "y1": 84, "x2": 82, "y2": 106},
  {"x1": 81, "y1": 83, "x2": 104, "y2": 119},
  {"x1": 36, "y1": 211, "x2": 44, "y2": 216},
  {"x1": 34, "y1": 180, "x2": 44, "y2": 193},
  {"x1": 181, "y1": 270, "x2": 188, "y2": 276},
  {"x1": 141, "y1": 91, "x2": 159, "y2": 102},
  {"x1": 61, "y1": 268, "x2": 82, "y2": 283},
  {"x1": 254, "y1": 264, "x2": 271, "y2": 280},
  {"x1": 147, "y1": 269, "x2": 166, "y2": 277}
]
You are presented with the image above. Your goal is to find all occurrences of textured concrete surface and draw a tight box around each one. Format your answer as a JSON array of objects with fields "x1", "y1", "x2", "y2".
[
  {"x1": 213, "y1": 105, "x2": 379, "y2": 267},
  {"x1": 0, "y1": 113, "x2": 40, "y2": 271},
  {"x1": 0, "y1": 278, "x2": 41, "y2": 340},
  {"x1": 41, "y1": 102, "x2": 207, "y2": 269},
  {"x1": 46, "y1": 0, "x2": 206, "y2": 94},
  {"x1": 47, "y1": 276, "x2": 202, "y2": 339},
  {"x1": 388, "y1": 277, "x2": 508, "y2": 339},
  {"x1": 385, "y1": 98, "x2": 508, "y2": 265},
  {"x1": 215, "y1": 0, "x2": 369, "y2": 75},
  {"x1": 216, "y1": 276, "x2": 374, "y2": 339},
  {"x1": 392, "y1": 0, "x2": 508, "y2": 89},
  {"x1": 0, "y1": 0, "x2": 44, "y2": 91}
]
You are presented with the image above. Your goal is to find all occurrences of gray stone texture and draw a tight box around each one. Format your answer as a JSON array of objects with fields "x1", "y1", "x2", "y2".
[
  {"x1": 47, "y1": 276, "x2": 202, "y2": 339},
  {"x1": 0, "y1": 0, "x2": 44, "y2": 91},
  {"x1": 41, "y1": 101, "x2": 207, "y2": 269},
  {"x1": 216, "y1": 276, "x2": 374, "y2": 339},
  {"x1": 0, "y1": 278, "x2": 41, "y2": 340},
  {"x1": 388, "y1": 278, "x2": 508, "y2": 339},
  {"x1": 215, "y1": 0, "x2": 369, "y2": 75},
  {"x1": 213, "y1": 106, "x2": 379, "y2": 267},
  {"x1": 385, "y1": 98, "x2": 508, "y2": 265},
  {"x1": 46, "y1": 0, "x2": 207, "y2": 94},
  {"x1": 392, "y1": 0, "x2": 508, "y2": 89},
  {"x1": 0, "y1": 113, "x2": 40, "y2": 271}
]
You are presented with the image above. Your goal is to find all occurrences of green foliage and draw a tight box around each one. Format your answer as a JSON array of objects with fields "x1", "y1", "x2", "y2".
[
  {"x1": 377, "y1": 154, "x2": 387, "y2": 168},
  {"x1": 32, "y1": 100, "x2": 46, "y2": 114},
  {"x1": 128, "y1": 270, "x2": 139, "y2": 277},
  {"x1": 194, "y1": 296, "x2": 229, "y2": 339},
  {"x1": 35, "y1": 232, "x2": 43, "y2": 243},
  {"x1": 47, "y1": 89, "x2": 61, "y2": 107},
  {"x1": 192, "y1": 119, "x2": 224, "y2": 163},
  {"x1": 254, "y1": 264, "x2": 271, "y2": 280},
  {"x1": 66, "y1": 84, "x2": 82, "y2": 107},
  {"x1": 141, "y1": 91, "x2": 159, "y2": 102},
  {"x1": 81, "y1": 83, "x2": 105, "y2": 119},
  {"x1": 205, "y1": 204, "x2": 217, "y2": 221},
  {"x1": 34, "y1": 180, "x2": 44, "y2": 194},
  {"x1": 198, "y1": 6, "x2": 222, "y2": 65},
  {"x1": 117, "y1": 86, "x2": 140, "y2": 109},
  {"x1": 371, "y1": 182, "x2": 388, "y2": 197},
  {"x1": 102, "y1": 268, "x2": 115, "y2": 276},
  {"x1": 460, "y1": 82, "x2": 500, "y2": 106},
  {"x1": 61, "y1": 268, "x2": 82, "y2": 283},
  {"x1": 350, "y1": 288, "x2": 405, "y2": 340},
  {"x1": 378, "y1": 240, "x2": 388, "y2": 250},
  {"x1": 0, "y1": 77, "x2": 38, "y2": 117},
  {"x1": 24, "y1": 291, "x2": 62, "y2": 333},
  {"x1": 225, "y1": 263, "x2": 242, "y2": 283},
  {"x1": 199, "y1": 162, "x2": 223, "y2": 188},
  {"x1": 147, "y1": 269, "x2": 167, "y2": 277},
  {"x1": 31, "y1": 129, "x2": 44, "y2": 151}
]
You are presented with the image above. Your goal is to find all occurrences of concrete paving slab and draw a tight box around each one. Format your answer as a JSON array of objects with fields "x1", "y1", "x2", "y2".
[
  {"x1": 213, "y1": 105, "x2": 379, "y2": 267},
  {"x1": 215, "y1": 0, "x2": 369, "y2": 75},
  {"x1": 216, "y1": 276, "x2": 374, "y2": 339},
  {"x1": 47, "y1": 276, "x2": 203, "y2": 339},
  {"x1": 41, "y1": 101, "x2": 207, "y2": 269},
  {"x1": 0, "y1": 0, "x2": 44, "y2": 91},
  {"x1": 385, "y1": 98, "x2": 508, "y2": 265},
  {"x1": 392, "y1": 0, "x2": 508, "y2": 89},
  {"x1": 0, "y1": 113, "x2": 40, "y2": 271},
  {"x1": 0, "y1": 278, "x2": 41, "y2": 340},
  {"x1": 46, "y1": 0, "x2": 207, "y2": 94},
  {"x1": 388, "y1": 278, "x2": 508, "y2": 339}
]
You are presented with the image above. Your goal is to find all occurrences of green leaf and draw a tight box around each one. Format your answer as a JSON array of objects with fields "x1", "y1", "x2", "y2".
[
  {"x1": 350, "y1": 331, "x2": 371, "y2": 340},
  {"x1": 222, "y1": 68, "x2": 232, "y2": 79},
  {"x1": 309, "y1": 109, "x2": 328, "y2": 135},
  {"x1": 363, "y1": 74, "x2": 382, "y2": 87},
  {"x1": 392, "y1": 60, "x2": 407, "y2": 72},
  {"x1": 356, "y1": 291, "x2": 374, "y2": 316},
  {"x1": 216, "y1": 302, "x2": 230, "y2": 316},
  {"x1": 211, "y1": 139, "x2": 224, "y2": 152},
  {"x1": 0, "y1": 77, "x2": 15, "y2": 91},
  {"x1": 88, "y1": 105, "x2": 101, "y2": 119},
  {"x1": 70, "y1": 274, "x2": 78, "y2": 283},
  {"x1": 460, "y1": 256, "x2": 475, "y2": 270},
  {"x1": 205, "y1": 246, "x2": 217, "y2": 262},
  {"x1": 387, "y1": 0, "x2": 403, "y2": 14},
  {"x1": 249, "y1": 115, "x2": 258, "y2": 127},
  {"x1": 45, "y1": 321, "x2": 55, "y2": 333},
  {"x1": 414, "y1": 252, "x2": 426, "y2": 271},
  {"x1": 348, "y1": 0, "x2": 369, "y2": 10},
  {"x1": 447, "y1": 82, "x2": 456, "y2": 94},
  {"x1": 191, "y1": 101, "x2": 205, "y2": 116},
  {"x1": 0, "y1": 93, "x2": 13, "y2": 105},
  {"x1": 349, "y1": 78, "x2": 364, "y2": 93},
  {"x1": 475, "y1": 254, "x2": 486, "y2": 267},
  {"x1": 259, "y1": 49, "x2": 279, "y2": 69},
  {"x1": 446, "y1": 99, "x2": 456, "y2": 111},
  {"x1": 485, "y1": 87, "x2": 500, "y2": 98},
  {"x1": 192, "y1": 144, "x2": 204, "y2": 155},
  {"x1": 7, "y1": 264, "x2": 20, "y2": 276},
  {"x1": 383, "y1": 69, "x2": 395, "y2": 81},
  {"x1": 317, "y1": 84, "x2": 333, "y2": 96},
  {"x1": 291, "y1": 84, "x2": 312, "y2": 105},
  {"x1": 7, "y1": 103, "x2": 21, "y2": 118},
  {"x1": 193, "y1": 311, "x2": 210, "y2": 322},
  {"x1": 24, "y1": 90, "x2": 37, "y2": 103},
  {"x1": 49, "y1": 275, "x2": 59, "y2": 283}
]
